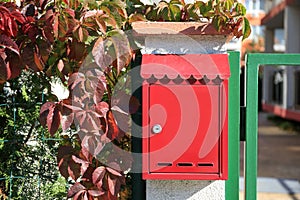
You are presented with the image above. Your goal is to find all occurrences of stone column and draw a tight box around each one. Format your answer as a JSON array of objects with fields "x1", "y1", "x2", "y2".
[
  {"x1": 132, "y1": 22, "x2": 232, "y2": 200},
  {"x1": 263, "y1": 28, "x2": 275, "y2": 106}
]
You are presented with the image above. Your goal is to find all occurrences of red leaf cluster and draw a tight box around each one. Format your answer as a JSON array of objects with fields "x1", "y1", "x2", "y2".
[
  {"x1": 58, "y1": 145, "x2": 125, "y2": 200},
  {"x1": 1, "y1": 0, "x2": 142, "y2": 198}
]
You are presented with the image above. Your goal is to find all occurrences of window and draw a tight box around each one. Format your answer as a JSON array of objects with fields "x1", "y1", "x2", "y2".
[{"x1": 272, "y1": 70, "x2": 283, "y2": 105}]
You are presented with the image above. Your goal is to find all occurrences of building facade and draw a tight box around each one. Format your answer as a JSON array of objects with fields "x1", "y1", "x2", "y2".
[{"x1": 261, "y1": 0, "x2": 300, "y2": 121}]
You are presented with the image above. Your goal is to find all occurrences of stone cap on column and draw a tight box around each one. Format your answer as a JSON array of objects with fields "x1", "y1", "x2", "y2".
[
  {"x1": 131, "y1": 21, "x2": 231, "y2": 36},
  {"x1": 131, "y1": 21, "x2": 232, "y2": 54}
]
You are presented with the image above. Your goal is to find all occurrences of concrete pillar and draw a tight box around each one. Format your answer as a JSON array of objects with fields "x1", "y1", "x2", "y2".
[
  {"x1": 284, "y1": 6, "x2": 300, "y2": 108},
  {"x1": 285, "y1": 6, "x2": 300, "y2": 54},
  {"x1": 132, "y1": 22, "x2": 231, "y2": 200},
  {"x1": 265, "y1": 28, "x2": 274, "y2": 53},
  {"x1": 263, "y1": 28, "x2": 275, "y2": 105}
]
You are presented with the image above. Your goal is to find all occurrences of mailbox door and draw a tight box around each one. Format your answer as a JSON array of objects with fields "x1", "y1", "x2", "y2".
[{"x1": 148, "y1": 84, "x2": 224, "y2": 174}]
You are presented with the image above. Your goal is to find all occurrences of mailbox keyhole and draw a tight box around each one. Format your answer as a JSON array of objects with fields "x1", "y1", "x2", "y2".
[{"x1": 152, "y1": 124, "x2": 162, "y2": 134}]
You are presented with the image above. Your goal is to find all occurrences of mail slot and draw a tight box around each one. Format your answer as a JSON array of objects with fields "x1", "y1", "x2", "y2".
[{"x1": 141, "y1": 54, "x2": 230, "y2": 180}]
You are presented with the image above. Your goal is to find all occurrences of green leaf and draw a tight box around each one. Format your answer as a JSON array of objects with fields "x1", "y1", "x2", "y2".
[
  {"x1": 242, "y1": 17, "x2": 251, "y2": 40},
  {"x1": 212, "y1": 16, "x2": 222, "y2": 31},
  {"x1": 224, "y1": 0, "x2": 234, "y2": 11},
  {"x1": 169, "y1": 4, "x2": 181, "y2": 21},
  {"x1": 236, "y1": 2, "x2": 246, "y2": 16},
  {"x1": 128, "y1": 13, "x2": 147, "y2": 23},
  {"x1": 161, "y1": 7, "x2": 169, "y2": 21},
  {"x1": 200, "y1": 1, "x2": 212, "y2": 17}
]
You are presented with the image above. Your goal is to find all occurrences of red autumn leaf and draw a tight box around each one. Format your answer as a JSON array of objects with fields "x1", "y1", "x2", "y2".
[
  {"x1": 60, "y1": 110, "x2": 74, "y2": 131},
  {"x1": 106, "y1": 30, "x2": 132, "y2": 75},
  {"x1": 93, "y1": 79, "x2": 106, "y2": 104},
  {"x1": 0, "y1": 35, "x2": 19, "y2": 55},
  {"x1": 92, "y1": 166, "x2": 106, "y2": 189},
  {"x1": 58, "y1": 14, "x2": 68, "y2": 38},
  {"x1": 53, "y1": 13, "x2": 59, "y2": 38},
  {"x1": 72, "y1": 155, "x2": 90, "y2": 176},
  {"x1": 58, "y1": 155, "x2": 70, "y2": 178},
  {"x1": 43, "y1": 25, "x2": 54, "y2": 43},
  {"x1": 0, "y1": 51, "x2": 22, "y2": 82},
  {"x1": 39, "y1": 102, "x2": 55, "y2": 127},
  {"x1": 94, "y1": 101, "x2": 109, "y2": 117},
  {"x1": 79, "y1": 146, "x2": 93, "y2": 163},
  {"x1": 0, "y1": 57, "x2": 8, "y2": 83},
  {"x1": 75, "y1": 109, "x2": 102, "y2": 132},
  {"x1": 57, "y1": 145, "x2": 74, "y2": 178},
  {"x1": 106, "y1": 163, "x2": 122, "y2": 177},
  {"x1": 21, "y1": 44, "x2": 41, "y2": 72},
  {"x1": 33, "y1": 52, "x2": 44, "y2": 71},
  {"x1": 81, "y1": 134, "x2": 104, "y2": 157},
  {"x1": 37, "y1": 39, "x2": 51, "y2": 62},
  {"x1": 92, "y1": 37, "x2": 111, "y2": 70},
  {"x1": 64, "y1": 8, "x2": 75, "y2": 18},
  {"x1": 10, "y1": 10, "x2": 26, "y2": 24},
  {"x1": 57, "y1": 145, "x2": 74, "y2": 162},
  {"x1": 5, "y1": 50, "x2": 22, "y2": 79},
  {"x1": 6, "y1": 15, "x2": 17, "y2": 37},
  {"x1": 111, "y1": 108, "x2": 128, "y2": 136},
  {"x1": 67, "y1": 182, "x2": 86, "y2": 198},
  {"x1": 88, "y1": 189, "x2": 105, "y2": 197},
  {"x1": 68, "y1": 39, "x2": 86, "y2": 61},
  {"x1": 108, "y1": 176, "x2": 117, "y2": 196},
  {"x1": 60, "y1": 99, "x2": 77, "y2": 127},
  {"x1": 68, "y1": 157, "x2": 81, "y2": 181},
  {"x1": 106, "y1": 110, "x2": 119, "y2": 141},
  {"x1": 73, "y1": 190, "x2": 86, "y2": 200},
  {"x1": 107, "y1": 192, "x2": 118, "y2": 200},
  {"x1": 74, "y1": 26, "x2": 89, "y2": 42},
  {"x1": 46, "y1": 104, "x2": 61, "y2": 136}
]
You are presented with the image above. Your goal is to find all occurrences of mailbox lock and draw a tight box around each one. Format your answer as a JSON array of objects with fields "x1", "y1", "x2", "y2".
[{"x1": 152, "y1": 124, "x2": 162, "y2": 134}]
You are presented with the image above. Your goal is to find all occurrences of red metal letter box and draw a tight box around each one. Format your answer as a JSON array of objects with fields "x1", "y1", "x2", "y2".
[{"x1": 141, "y1": 54, "x2": 230, "y2": 180}]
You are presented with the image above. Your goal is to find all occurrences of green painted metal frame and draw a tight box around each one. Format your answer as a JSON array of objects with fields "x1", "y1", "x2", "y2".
[
  {"x1": 244, "y1": 53, "x2": 300, "y2": 200},
  {"x1": 225, "y1": 51, "x2": 241, "y2": 200}
]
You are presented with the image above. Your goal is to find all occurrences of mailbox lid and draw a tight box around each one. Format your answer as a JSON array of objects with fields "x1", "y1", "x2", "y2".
[
  {"x1": 141, "y1": 54, "x2": 230, "y2": 80},
  {"x1": 148, "y1": 84, "x2": 224, "y2": 174}
]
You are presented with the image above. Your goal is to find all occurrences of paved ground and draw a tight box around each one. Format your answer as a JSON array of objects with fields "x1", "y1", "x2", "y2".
[{"x1": 240, "y1": 112, "x2": 300, "y2": 200}]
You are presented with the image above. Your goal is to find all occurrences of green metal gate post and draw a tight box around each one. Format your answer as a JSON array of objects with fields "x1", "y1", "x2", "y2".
[
  {"x1": 225, "y1": 51, "x2": 241, "y2": 200},
  {"x1": 245, "y1": 53, "x2": 300, "y2": 200}
]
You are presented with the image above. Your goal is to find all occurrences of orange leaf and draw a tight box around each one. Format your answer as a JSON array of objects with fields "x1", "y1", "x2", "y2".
[
  {"x1": 106, "y1": 110, "x2": 119, "y2": 141},
  {"x1": 34, "y1": 52, "x2": 44, "y2": 71}
]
